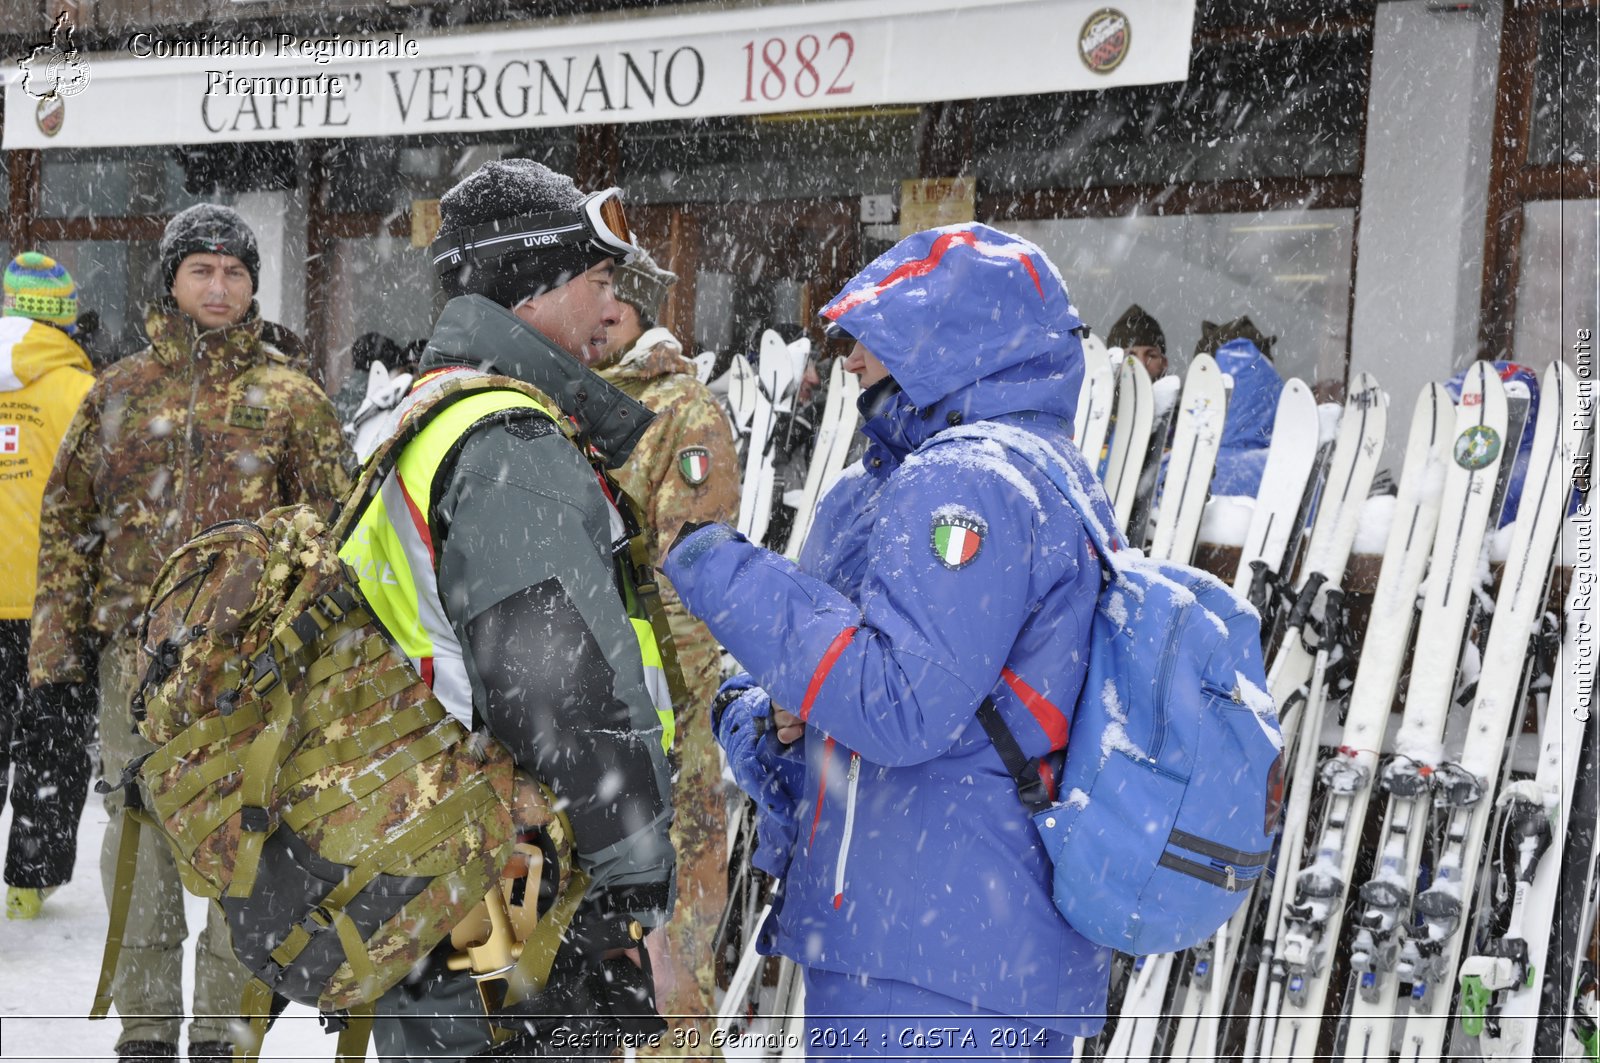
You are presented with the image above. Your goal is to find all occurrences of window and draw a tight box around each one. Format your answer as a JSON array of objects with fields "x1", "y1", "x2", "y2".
[
  {"x1": 1010, "y1": 206, "x2": 1355, "y2": 389},
  {"x1": 324, "y1": 236, "x2": 439, "y2": 391},
  {"x1": 38, "y1": 148, "x2": 204, "y2": 219},
  {"x1": 1513, "y1": 198, "x2": 1598, "y2": 371},
  {"x1": 41, "y1": 240, "x2": 160, "y2": 361},
  {"x1": 1480, "y1": 4, "x2": 1599, "y2": 362}
]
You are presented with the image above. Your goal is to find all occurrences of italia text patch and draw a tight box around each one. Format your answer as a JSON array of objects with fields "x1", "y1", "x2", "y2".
[
  {"x1": 930, "y1": 510, "x2": 986, "y2": 569},
  {"x1": 678, "y1": 446, "x2": 711, "y2": 486},
  {"x1": 228, "y1": 403, "x2": 270, "y2": 431}
]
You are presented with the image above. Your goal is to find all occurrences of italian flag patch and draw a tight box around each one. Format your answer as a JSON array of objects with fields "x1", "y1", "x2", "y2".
[
  {"x1": 930, "y1": 512, "x2": 986, "y2": 569},
  {"x1": 677, "y1": 446, "x2": 711, "y2": 486}
]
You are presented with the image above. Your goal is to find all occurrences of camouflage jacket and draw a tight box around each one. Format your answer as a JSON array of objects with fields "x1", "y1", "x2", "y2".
[
  {"x1": 602, "y1": 329, "x2": 739, "y2": 708},
  {"x1": 601, "y1": 328, "x2": 740, "y2": 572},
  {"x1": 29, "y1": 301, "x2": 354, "y2": 686}
]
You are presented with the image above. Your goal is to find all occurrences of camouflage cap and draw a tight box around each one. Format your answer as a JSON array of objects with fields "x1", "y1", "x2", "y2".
[{"x1": 614, "y1": 250, "x2": 678, "y2": 322}]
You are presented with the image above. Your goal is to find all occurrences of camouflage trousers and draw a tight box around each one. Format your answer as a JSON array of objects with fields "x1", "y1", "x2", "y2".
[
  {"x1": 641, "y1": 631, "x2": 729, "y2": 1061},
  {"x1": 97, "y1": 640, "x2": 251, "y2": 1049}
]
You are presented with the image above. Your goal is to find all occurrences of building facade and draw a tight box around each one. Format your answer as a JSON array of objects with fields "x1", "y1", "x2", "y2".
[{"x1": 1, "y1": 0, "x2": 1594, "y2": 441}]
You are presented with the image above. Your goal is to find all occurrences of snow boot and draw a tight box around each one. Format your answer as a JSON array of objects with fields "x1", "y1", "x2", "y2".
[
  {"x1": 188, "y1": 1041, "x2": 233, "y2": 1063},
  {"x1": 4, "y1": 885, "x2": 54, "y2": 919},
  {"x1": 115, "y1": 1041, "x2": 178, "y2": 1062}
]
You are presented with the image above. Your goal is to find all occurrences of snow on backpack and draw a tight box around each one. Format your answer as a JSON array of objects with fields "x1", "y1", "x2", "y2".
[
  {"x1": 91, "y1": 377, "x2": 590, "y2": 1060},
  {"x1": 941, "y1": 423, "x2": 1285, "y2": 956}
]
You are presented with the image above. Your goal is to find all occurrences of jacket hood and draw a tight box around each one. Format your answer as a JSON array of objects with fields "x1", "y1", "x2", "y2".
[
  {"x1": 604, "y1": 326, "x2": 693, "y2": 383},
  {"x1": 820, "y1": 224, "x2": 1084, "y2": 427},
  {"x1": 1213, "y1": 339, "x2": 1283, "y2": 450},
  {"x1": 420, "y1": 294, "x2": 655, "y2": 466},
  {"x1": 0, "y1": 316, "x2": 90, "y2": 392}
]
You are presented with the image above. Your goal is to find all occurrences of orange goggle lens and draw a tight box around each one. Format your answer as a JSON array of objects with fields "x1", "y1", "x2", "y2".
[{"x1": 596, "y1": 194, "x2": 631, "y2": 246}]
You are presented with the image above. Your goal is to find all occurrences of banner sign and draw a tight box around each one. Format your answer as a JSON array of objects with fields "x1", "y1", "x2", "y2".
[{"x1": 4, "y1": 0, "x2": 1193, "y2": 149}]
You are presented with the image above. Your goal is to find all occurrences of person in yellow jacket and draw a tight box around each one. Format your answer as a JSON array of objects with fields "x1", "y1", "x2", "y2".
[{"x1": 0, "y1": 252, "x2": 94, "y2": 921}]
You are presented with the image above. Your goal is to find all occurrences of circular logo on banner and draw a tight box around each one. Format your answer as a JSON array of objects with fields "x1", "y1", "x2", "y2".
[
  {"x1": 1453, "y1": 424, "x2": 1502, "y2": 470},
  {"x1": 35, "y1": 95, "x2": 65, "y2": 137},
  {"x1": 1080, "y1": 8, "x2": 1131, "y2": 74}
]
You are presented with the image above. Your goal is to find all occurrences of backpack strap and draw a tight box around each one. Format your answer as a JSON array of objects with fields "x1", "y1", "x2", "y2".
[{"x1": 973, "y1": 698, "x2": 1053, "y2": 816}]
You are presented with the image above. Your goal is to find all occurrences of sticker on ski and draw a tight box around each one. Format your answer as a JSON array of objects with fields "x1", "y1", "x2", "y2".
[{"x1": 1454, "y1": 424, "x2": 1502, "y2": 470}]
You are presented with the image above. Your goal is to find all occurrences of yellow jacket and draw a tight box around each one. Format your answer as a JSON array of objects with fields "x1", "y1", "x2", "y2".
[{"x1": 0, "y1": 317, "x2": 92, "y2": 619}]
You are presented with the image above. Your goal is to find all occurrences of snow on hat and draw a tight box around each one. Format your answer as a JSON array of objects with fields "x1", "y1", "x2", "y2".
[
  {"x1": 614, "y1": 249, "x2": 677, "y2": 322},
  {"x1": 1106, "y1": 304, "x2": 1165, "y2": 353},
  {"x1": 434, "y1": 159, "x2": 613, "y2": 308},
  {"x1": 3, "y1": 252, "x2": 78, "y2": 334},
  {"x1": 161, "y1": 203, "x2": 260, "y2": 292}
]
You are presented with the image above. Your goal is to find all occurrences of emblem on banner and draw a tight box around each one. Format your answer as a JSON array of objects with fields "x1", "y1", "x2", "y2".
[
  {"x1": 18, "y1": 13, "x2": 91, "y2": 102},
  {"x1": 1079, "y1": 8, "x2": 1131, "y2": 75}
]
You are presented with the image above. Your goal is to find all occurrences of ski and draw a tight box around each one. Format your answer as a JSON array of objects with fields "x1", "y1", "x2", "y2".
[
  {"x1": 1461, "y1": 577, "x2": 1593, "y2": 1062},
  {"x1": 784, "y1": 357, "x2": 861, "y2": 559},
  {"x1": 1164, "y1": 378, "x2": 1382, "y2": 1063},
  {"x1": 1104, "y1": 355, "x2": 1155, "y2": 535},
  {"x1": 1379, "y1": 361, "x2": 1583, "y2": 1062},
  {"x1": 1250, "y1": 382, "x2": 1454, "y2": 1063},
  {"x1": 736, "y1": 330, "x2": 796, "y2": 545},
  {"x1": 1075, "y1": 343, "x2": 1116, "y2": 467},
  {"x1": 1233, "y1": 378, "x2": 1323, "y2": 598},
  {"x1": 1149, "y1": 352, "x2": 1227, "y2": 564},
  {"x1": 1535, "y1": 646, "x2": 1600, "y2": 1063},
  {"x1": 1336, "y1": 362, "x2": 1509, "y2": 1063},
  {"x1": 1100, "y1": 951, "x2": 1178, "y2": 1063},
  {"x1": 1124, "y1": 377, "x2": 1183, "y2": 554}
]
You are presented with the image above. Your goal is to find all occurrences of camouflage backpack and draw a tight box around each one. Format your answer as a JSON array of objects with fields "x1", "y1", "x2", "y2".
[{"x1": 91, "y1": 379, "x2": 595, "y2": 1061}]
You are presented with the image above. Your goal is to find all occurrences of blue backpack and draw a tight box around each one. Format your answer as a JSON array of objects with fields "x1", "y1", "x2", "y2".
[{"x1": 948, "y1": 424, "x2": 1284, "y2": 956}]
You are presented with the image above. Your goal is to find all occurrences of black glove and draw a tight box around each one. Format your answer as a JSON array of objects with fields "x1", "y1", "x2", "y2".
[{"x1": 667, "y1": 519, "x2": 718, "y2": 555}]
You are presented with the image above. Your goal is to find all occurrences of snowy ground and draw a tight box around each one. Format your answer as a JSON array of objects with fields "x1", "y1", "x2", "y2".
[{"x1": 0, "y1": 798, "x2": 340, "y2": 1061}]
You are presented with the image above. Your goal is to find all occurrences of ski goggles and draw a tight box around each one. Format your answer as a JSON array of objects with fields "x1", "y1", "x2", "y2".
[{"x1": 430, "y1": 187, "x2": 640, "y2": 277}]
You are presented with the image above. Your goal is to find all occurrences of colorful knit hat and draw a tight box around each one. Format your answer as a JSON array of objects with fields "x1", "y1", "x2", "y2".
[{"x1": 2, "y1": 252, "x2": 78, "y2": 334}]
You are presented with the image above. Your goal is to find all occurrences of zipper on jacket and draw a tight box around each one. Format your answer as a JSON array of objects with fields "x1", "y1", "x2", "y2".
[{"x1": 832, "y1": 753, "x2": 862, "y2": 910}]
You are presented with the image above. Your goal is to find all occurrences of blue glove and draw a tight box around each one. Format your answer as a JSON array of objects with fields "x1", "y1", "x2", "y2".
[{"x1": 714, "y1": 676, "x2": 807, "y2": 876}]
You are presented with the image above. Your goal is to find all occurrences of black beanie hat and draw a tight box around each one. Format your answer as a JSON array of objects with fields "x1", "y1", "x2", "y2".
[
  {"x1": 435, "y1": 159, "x2": 613, "y2": 308},
  {"x1": 161, "y1": 204, "x2": 260, "y2": 292},
  {"x1": 1106, "y1": 304, "x2": 1165, "y2": 353}
]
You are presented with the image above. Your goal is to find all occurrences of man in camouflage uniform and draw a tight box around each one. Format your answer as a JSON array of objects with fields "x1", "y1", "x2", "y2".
[
  {"x1": 29, "y1": 204, "x2": 353, "y2": 1063},
  {"x1": 596, "y1": 250, "x2": 738, "y2": 1053}
]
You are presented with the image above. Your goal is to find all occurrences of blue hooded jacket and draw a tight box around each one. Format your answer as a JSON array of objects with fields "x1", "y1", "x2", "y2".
[
  {"x1": 666, "y1": 224, "x2": 1113, "y2": 1034},
  {"x1": 1208, "y1": 338, "x2": 1284, "y2": 498}
]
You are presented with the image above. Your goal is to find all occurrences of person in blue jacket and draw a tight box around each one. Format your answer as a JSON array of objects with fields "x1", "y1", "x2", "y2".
[
  {"x1": 664, "y1": 223, "x2": 1113, "y2": 1059},
  {"x1": 1207, "y1": 337, "x2": 1285, "y2": 498}
]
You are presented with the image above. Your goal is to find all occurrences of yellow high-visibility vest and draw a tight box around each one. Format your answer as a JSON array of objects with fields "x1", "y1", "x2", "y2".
[{"x1": 337, "y1": 373, "x2": 675, "y2": 750}]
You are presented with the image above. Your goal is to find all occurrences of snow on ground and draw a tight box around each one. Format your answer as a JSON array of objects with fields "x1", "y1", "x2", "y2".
[{"x1": 0, "y1": 798, "x2": 340, "y2": 1061}]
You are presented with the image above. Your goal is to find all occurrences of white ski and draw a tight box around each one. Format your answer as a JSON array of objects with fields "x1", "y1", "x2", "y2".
[
  {"x1": 784, "y1": 357, "x2": 861, "y2": 559},
  {"x1": 1166, "y1": 378, "x2": 1382, "y2": 1063},
  {"x1": 1389, "y1": 361, "x2": 1585, "y2": 1062},
  {"x1": 1233, "y1": 378, "x2": 1323, "y2": 597},
  {"x1": 1337, "y1": 362, "x2": 1509, "y2": 1063},
  {"x1": 1101, "y1": 952, "x2": 1176, "y2": 1063},
  {"x1": 1252, "y1": 382, "x2": 1454, "y2": 1063},
  {"x1": 1104, "y1": 356, "x2": 1155, "y2": 535},
  {"x1": 1149, "y1": 353, "x2": 1227, "y2": 564},
  {"x1": 1075, "y1": 342, "x2": 1116, "y2": 465},
  {"x1": 1461, "y1": 568, "x2": 1595, "y2": 1062},
  {"x1": 736, "y1": 331, "x2": 795, "y2": 545}
]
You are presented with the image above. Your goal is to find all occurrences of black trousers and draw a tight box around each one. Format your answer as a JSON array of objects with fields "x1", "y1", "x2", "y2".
[{"x1": 0, "y1": 619, "x2": 92, "y2": 888}]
